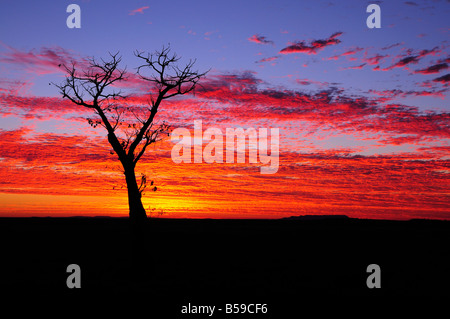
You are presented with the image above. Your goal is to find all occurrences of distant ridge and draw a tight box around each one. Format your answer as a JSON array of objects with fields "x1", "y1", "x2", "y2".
[{"x1": 281, "y1": 215, "x2": 350, "y2": 220}]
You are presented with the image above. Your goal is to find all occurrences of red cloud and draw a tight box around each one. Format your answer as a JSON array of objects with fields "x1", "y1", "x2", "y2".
[
  {"x1": 383, "y1": 47, "x2": 441, "y2": 71},
  {"x1": 383, "y1": 56, "x2": 419, "y2": 71},
  {"x1": 279, "y1": 32, "x2": 343, "y2": 55},
  {"x1": 193, "y1": 72, "x2": 450, "y2": 145},
  {"x1": 248, "y1": 34, "x2": 274, "y2": 45},
  {"x1": 415, "y1": 63, "x2": 449, "y2": 74},
  {"x1": 2, "y1": 67, "x2": 447, "y2": 149},
  {"x1": 433, "y1": 73, "x2": 450, "y2": 84},
  {"x1": 368, "y1": 88, "x2": 446, "y2": 99},
  {"x1": 0, "y1": 94, "x2": 87, "y2": 120}
]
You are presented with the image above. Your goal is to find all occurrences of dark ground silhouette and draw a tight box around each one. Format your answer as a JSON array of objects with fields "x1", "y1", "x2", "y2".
[{"x1": 1, "y1": 217, "x2": 448, "y2": 312}]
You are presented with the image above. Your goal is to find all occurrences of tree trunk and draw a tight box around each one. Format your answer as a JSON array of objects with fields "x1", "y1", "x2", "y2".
[
  {"x1": 124, "y1": 166, "x2": 147, "y2": 223},
  {"x1": 123, "y1": 165, "x2": 149, "y2": 281}
]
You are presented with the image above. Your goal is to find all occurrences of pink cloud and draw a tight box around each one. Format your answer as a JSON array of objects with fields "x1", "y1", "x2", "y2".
[
  {"x1": 0, "y1": 45, "x2": 85, "y2": 75},
  {"x1": 255, "y1": 56, "x2": 279, "y2": 63},
  {"x1": 129, "y1": 6, "x2": 150, "y2": 15}
]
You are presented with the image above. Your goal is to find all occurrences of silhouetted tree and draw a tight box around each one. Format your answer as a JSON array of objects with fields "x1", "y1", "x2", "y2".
[{"x1": 54, "y1": 46, "x2": 207, "y2": 225}]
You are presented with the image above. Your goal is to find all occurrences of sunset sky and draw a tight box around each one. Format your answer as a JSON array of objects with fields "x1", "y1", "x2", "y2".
[{"x1": 0, "y1": 0, "x2": 449, "y2": 219}]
